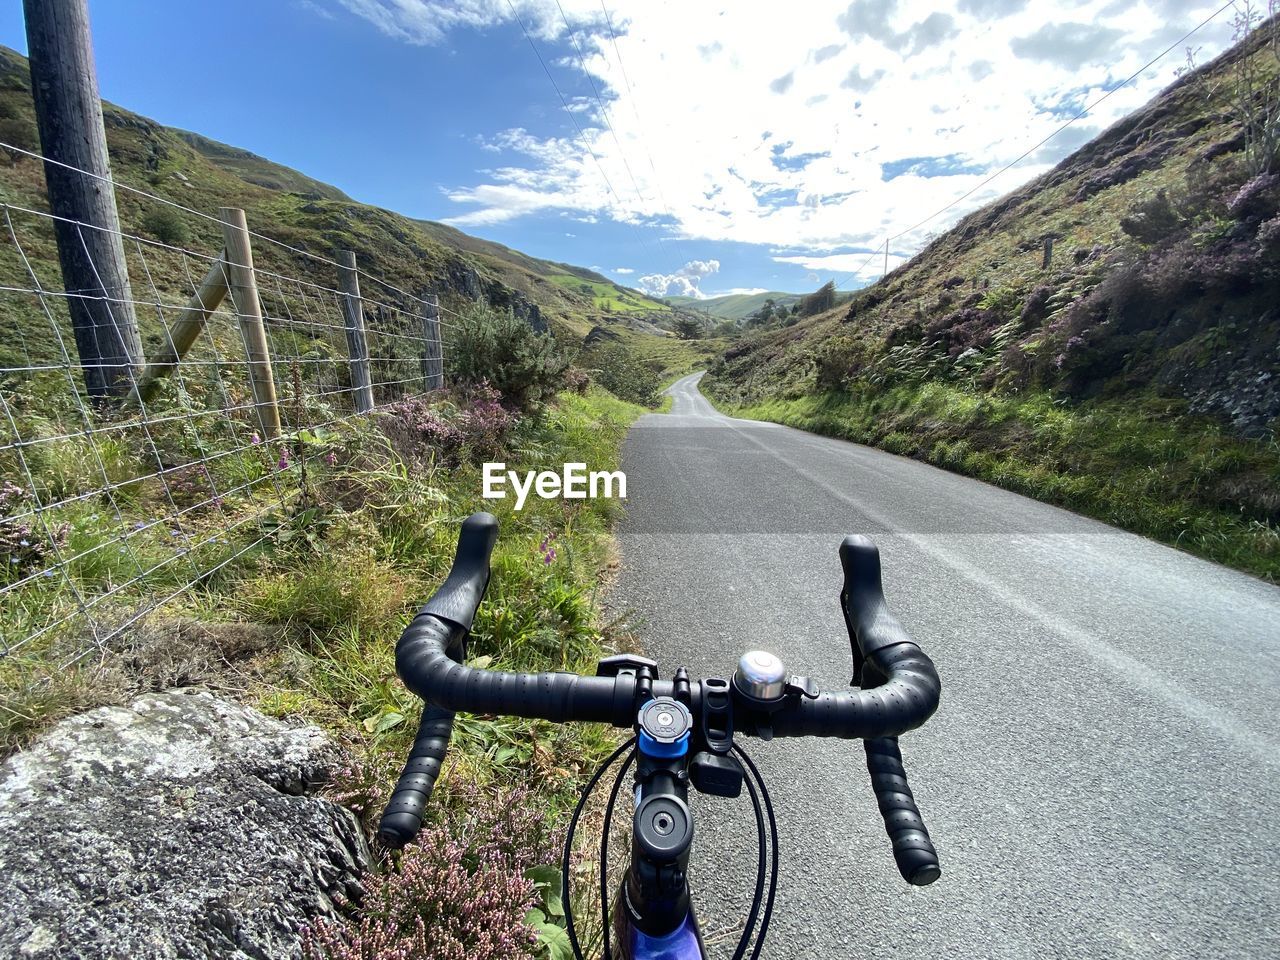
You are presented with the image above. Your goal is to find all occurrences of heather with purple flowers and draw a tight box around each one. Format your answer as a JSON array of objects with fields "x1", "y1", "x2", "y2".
[
  {"x1": 382, "y1": 383, "x2": 516, "y2": 466},
  {"x1": 303, "y1": 782, "x2": 562, "y2": 960}
]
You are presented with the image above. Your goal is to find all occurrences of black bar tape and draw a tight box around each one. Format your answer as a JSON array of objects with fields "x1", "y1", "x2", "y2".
[
  {"x1": 397, "y1": 612, "x2": 636, "y2": 727},
  {"x1": 864, "y1": 736, "x2": 941, "y2": 886},
  {"x1": 377, "y1": 705, "x2": 455, "y2": 849},
  {"x1": 768, "y1": 643, "x2": 940, "y2": 739},
  {"x1": 422, "y1": 512, "x2": 499, "y2": 632}
]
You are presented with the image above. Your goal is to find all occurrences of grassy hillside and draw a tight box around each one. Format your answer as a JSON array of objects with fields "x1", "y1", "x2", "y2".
[
  {"x1": 706, "y1": 20, "x2": 1280, "y2": 580},
  {"x1": 175, "y1": 130, "x2": 354, "y2": 202},
  {"x1": 0, "y1": 45, "x2": 680, "y2": 347}
]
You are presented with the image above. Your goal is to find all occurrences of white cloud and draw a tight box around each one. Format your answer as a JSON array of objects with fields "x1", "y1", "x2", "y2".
[
  {"x1": 614, "y1": 267, "x2": 635, "y2": 274},
  {"x1": 297, "y1": 0, "x2": 336, "y2": 20},
  {"x1": 637, "y1": 258, "x2": 720, "y2": 298},
  {"x1": 774, "y1": 250, "x2": 909, "y2": 281},
  {"x1": 320, "y1": 0, "x2": 1239, "y2": 277}
]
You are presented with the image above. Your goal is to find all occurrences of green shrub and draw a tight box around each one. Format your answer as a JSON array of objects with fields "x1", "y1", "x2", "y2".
[
  {"x1": 814, "y1": 336, "x2": 870, "y2": 391},
  {"x1": 447, "y1": 303, "x2": 568, "y2": 412},
  {"x1": 140, "y1": 207, "x2": 189, "y2": 245},
  {"x1": 583, "y1": 343, "x2": 663, "y2": 407}
]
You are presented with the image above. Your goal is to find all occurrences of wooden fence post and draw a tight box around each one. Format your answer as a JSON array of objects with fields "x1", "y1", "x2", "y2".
[
  {"x1": 24, "y1": 0, "x2": 143, "y2": 399},
  {"x1": 337, "y1": 251, "x2": 374, "y2": 414},
  {"x1": 219, "y1": 208, "x2": 281, "y2": 438},
  {"x1": 128, "y1": 254, "x2": 229, "y2": 404},
  {"x1": 1042, "y1": 237, "x2": 1054, "y2": 270},
  {"x1": 422, "y1": 294, "x2": 444, "y2": 391}
]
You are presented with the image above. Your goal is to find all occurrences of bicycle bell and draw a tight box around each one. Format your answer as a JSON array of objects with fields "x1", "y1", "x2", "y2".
[{"x1": 733, "y1": 650, "x2": 787, "y2": 703}]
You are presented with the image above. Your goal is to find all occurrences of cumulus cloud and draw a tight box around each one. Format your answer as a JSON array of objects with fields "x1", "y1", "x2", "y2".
[
  {"x1": 614, "y1": 267, "x2": 635, "y2": 274},
  {"x1": 638, "y1": 259, "x2": 721, "y2": 298},
  {"x1": 1010, "y1": 22, "x2": 1126, "y2": 69},
  {"x1": 958, "y1": 0, "x2": 1029, "y2": 18},
  {"x1": 812, "y1": 44, "x2": 845, "y2": 64},
  {"x1": 331, "y1": 0, "x2": 578, "y2": 44},
  {"x1": 774, "y1": 250, "x2": 907, "y2": 276},
  {"x1": 837, "y1": 0, "x2": 900, "y2": 44},
  {"x1": 314, "y1": 0, "x2": 1239, "y2": 275},
  {"x1": 842, "y1": 65, "x2": 886, "y2": 92},
  {"x1": 837, "y1": 4, "x2": 958, "y2": 54},
  {"x1": 967, "y1": 59, "x2": 995, "y2": 81}
]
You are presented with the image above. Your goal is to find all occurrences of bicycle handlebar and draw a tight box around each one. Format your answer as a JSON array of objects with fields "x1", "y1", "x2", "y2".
[{"x1": 379, "y1": 512, "x2": 943, "y2": 885}]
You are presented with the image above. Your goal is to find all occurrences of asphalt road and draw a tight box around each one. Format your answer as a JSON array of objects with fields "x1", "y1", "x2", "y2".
[{"x1": 609, "y1": 372, "x2": 1280, "y2": 960}]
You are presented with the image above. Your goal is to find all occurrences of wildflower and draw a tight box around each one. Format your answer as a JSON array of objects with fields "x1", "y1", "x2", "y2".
[
  {"x1": 324, "y1": 450, "x2": 337, "y2": 468},
  {"x1": 250, "y1": 432, "x2": 261, "y2": 445},
  {"x1": 277, "y1": 448, "x2": 290, "y2": 470}
]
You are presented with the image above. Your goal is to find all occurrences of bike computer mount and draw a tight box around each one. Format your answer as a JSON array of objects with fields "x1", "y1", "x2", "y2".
[{"x1": 597, "y1": 648, "x2": 819, "y2": 801}]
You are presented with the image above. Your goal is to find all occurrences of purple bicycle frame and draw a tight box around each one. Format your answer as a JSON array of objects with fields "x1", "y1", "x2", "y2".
[{"x1": 617, "y1": 908, "x2": 705, "y2": 960}]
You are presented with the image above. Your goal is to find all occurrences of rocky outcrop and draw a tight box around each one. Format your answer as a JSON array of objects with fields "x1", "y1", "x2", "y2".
[
  {"x1": 584, "y1": 324, "x2": 623, "y2": 347},
  {"x1": 434, "y1": 257, "x2": 550, "y2": 333},
  {"x1": 0, "y1": 689, "x2": 369, "y2": 960},
  {"x1": 437, "y1": 257, "x2": 485, "y2": 301}
]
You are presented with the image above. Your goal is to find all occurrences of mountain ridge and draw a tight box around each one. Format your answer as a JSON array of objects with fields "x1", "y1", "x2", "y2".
[{"x1": 0, "y1": 44, "x2": 682, "y2": 344}]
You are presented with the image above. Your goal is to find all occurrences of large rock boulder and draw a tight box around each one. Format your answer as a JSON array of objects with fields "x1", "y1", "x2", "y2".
[{"x1": 0, "y1": 689, "x2": 370, "y2": 959}]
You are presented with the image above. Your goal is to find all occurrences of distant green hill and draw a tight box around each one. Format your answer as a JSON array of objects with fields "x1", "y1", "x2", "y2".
[
  {"x1": 667, "y1": 288, "x2": 856, "y2": 321},
  {"x1": 665, "y1": 291, "x2": 802, "y2": 320}
]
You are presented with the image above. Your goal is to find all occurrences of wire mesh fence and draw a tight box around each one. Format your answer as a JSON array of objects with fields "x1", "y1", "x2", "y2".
[{"x1": 0, "y1": 190, "x2": 454, "y2": 666}]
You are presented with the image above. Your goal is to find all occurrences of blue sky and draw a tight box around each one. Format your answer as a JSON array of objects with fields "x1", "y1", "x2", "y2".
[{"x1": 0, "y1": 1, "x2": 1239, "y2": 298}]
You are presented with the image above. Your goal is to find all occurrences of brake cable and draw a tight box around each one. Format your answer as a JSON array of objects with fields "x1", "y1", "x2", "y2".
[
  {"x1": 599, "y1": 746, "x2": 636, "y2": 960},
  {"x1": 564, "y1": 736, "x2": 635, "y2": 960},
  {"x1": 734, "y1": 743, "x2": 779, "y2": 960},
  {"x1": 562, "y1": 737, "x2": 778, "y2": 960}
]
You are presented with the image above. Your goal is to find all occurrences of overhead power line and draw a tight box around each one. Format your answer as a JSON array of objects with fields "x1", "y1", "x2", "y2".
[{"x1": 503, "y1": 0, "x2": 665, "y2": 277}]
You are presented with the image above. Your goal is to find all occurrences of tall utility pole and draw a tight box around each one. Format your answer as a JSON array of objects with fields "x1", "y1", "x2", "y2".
[
  {"x1": 25, "y1": 0, "x2": 142, "y2": 399},
  {"x1": 884, "y1": 239, "x2": 889, "y2": 278}
]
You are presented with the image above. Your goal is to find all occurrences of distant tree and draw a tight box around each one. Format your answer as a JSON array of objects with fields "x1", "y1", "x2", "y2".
[
  {"x1": 674, "y1": 314, "x2": 705, "y2": 339},
  {"x1": 796, "y1": 280, "x2": 837, "y2": 318}
]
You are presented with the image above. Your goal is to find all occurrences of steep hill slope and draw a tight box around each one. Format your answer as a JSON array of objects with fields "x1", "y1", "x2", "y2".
[
  {"x1": 0, "y1": 45, "x2": 692, "y2": 349},
  {"x1": 706, "y1": 21, "x2": 1280, "y2": 579}
]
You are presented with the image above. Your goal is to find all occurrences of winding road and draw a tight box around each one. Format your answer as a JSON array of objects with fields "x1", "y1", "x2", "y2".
[{"x1": 609, "y1": 372, "x2": 1280, "y2": 960}]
